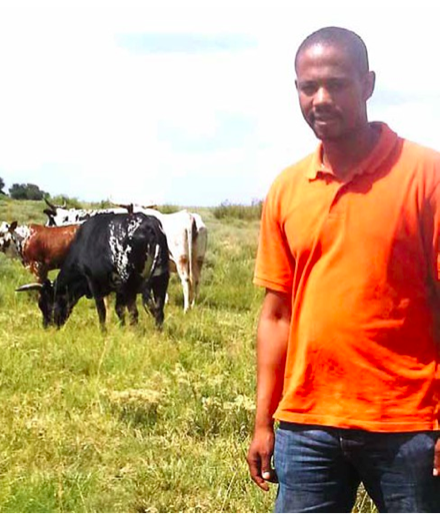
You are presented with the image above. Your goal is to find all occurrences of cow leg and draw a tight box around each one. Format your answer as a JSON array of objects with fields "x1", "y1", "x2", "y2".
[
  {"x1": 188, "y1": 277, "x2": 195, "y2": 310},
  {"x1": 183, "y1": 278, "x2": 191, "y2": 312},
  {"x1": 141, "y1": 287, "x2": 156, "y2": 319},
  {"x1": 175, "y1": 257, "x2": 190, "y2": 312},
  {"x1": 192, "y1": 258, "x2": 204, "y2": 308},
  {"x1": 177, "y1": 273, "x2": 190, "y2": 312},
  {"x1": 94, "y1": 297, "x2": 107, "y2": 330},
  {"x1": 126, "y1": 294, "x2": 139, "y2": 325},
  {"x1": 114, "y1": 293, "x2": 126, "y2": 326},
  {"x1": 144, "y1": 273, "x2": 169, "y2": 328}
]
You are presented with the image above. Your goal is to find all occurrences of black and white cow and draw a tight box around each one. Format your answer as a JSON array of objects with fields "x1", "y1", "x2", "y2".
[
  {"x1": 17, "y1": 212, "x2": 169, "y2": 329},
  {"x1": 43, "y1": 199, "x2": 208, "y2": 311}
]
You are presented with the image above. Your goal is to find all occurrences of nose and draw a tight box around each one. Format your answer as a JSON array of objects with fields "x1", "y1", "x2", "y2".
[{"x1": 314, "y1": 86, "x2": 332, "y2": 106}]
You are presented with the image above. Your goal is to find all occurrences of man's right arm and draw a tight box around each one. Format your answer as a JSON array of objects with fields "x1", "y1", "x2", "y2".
[{"x1": 247, "y1": 288, "x2": 291, "y2": 491}]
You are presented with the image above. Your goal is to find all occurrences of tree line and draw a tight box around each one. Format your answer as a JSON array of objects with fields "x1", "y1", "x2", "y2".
[{"x1": 0, "y1": 178, "x2": 47, "y2": 200}]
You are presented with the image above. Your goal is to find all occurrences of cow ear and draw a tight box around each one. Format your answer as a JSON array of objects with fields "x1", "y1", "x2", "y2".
[
  {"x1": 16, "y1": 283, "x2": 43, "y2": 292},
  {"x1": 10, "y1": 221, "x2": 18, "y2": 232}
]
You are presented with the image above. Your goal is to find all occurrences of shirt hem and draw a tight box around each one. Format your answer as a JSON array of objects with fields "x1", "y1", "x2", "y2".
[{"x1": 275, "y1": 411, "x2": 440, "y2": 432}]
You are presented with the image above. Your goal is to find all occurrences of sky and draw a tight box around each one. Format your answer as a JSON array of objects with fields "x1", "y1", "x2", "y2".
[{"x1": 0, "y1": 0, "x2": 439, "y2": 207}]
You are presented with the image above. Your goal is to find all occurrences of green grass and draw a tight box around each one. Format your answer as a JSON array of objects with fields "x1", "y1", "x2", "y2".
[
  {"x1": 0, "y1": 199, "x2": 375, "y2": 512},
  {"x1": 212, "y1": 201, "x2": 263, "y2": 221}
]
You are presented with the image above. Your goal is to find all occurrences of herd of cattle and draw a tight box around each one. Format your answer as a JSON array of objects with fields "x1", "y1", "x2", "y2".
[{"x1": 0, "y1": 199, "x2": 208, "y2": 329}]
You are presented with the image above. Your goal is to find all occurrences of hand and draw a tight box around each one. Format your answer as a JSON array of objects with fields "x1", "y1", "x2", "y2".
[
  {"x1": 434, "y1": 436, "x2": 440, "y2": 477},
  {"x1": 247, "y1": 425, "x2": 278, "y2": 491}
]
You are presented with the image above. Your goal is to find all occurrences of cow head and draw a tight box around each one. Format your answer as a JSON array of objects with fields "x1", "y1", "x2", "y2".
[
  {"x1": 43, "y1": 197, "x2": 68, "y2": 226},
  {"x1": 16, "y1": 279, "x2": 73, "y2": 328},
  {"x1": 16, "y1": 280, "x2": 55, "y2": 327},
  {"x1": 0, "y1": 221, "x2": 18, "y2": 253}
]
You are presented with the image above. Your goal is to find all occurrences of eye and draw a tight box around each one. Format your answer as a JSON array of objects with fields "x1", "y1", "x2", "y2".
[
  {"x1": 327, "y1": 80, "x2": 346, "y2": 92},
  {"x1": 298, "y1": 82, "x2": 317, "y2": 96}
]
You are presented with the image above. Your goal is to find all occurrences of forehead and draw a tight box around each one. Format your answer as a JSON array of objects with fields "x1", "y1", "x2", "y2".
[{"x1": 296, "y1": 43, "x2": 359, "y2": 79}]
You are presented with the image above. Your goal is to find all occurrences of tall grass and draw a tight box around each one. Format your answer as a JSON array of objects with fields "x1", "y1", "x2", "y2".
[
  {"x1": 0, "y1": 200, "x2": 374, "y2": 512},
  {"x1": 212, "y1": 200, "x2": 263, "y2": 222}
]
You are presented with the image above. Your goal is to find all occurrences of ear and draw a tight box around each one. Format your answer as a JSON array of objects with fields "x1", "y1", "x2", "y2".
[
  {"x1": 9, "y1": 221, "x2": 18, "y2": 232},
  {"x1": 363, "y1": 71, "x2": 375, "y2": 101}
]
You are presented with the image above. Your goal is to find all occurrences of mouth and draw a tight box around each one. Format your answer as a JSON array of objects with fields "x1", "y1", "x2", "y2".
[
  {"x1": 313, "y1": 114, "x2": 338, "y2": 123},
  {"x1": 311, "y1": 109, "x2": 340, "y2": 122},
  {"x1": 311, "y1": 116, "x2": 341, "y2": 131}
]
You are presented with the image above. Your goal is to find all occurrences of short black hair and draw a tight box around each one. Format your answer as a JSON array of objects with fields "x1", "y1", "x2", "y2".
[{"x1": 295, "y1": 26, "x2": 369, "y2": 75}]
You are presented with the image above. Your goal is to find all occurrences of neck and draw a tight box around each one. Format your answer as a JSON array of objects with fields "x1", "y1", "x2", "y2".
[{"x1": 322, "y1": 123, "x2": 379, "y2": 179}]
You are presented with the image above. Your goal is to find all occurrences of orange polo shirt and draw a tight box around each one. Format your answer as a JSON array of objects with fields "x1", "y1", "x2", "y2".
[{"x1": 254, "y1": 122, "x2": 440, "y2": 432}]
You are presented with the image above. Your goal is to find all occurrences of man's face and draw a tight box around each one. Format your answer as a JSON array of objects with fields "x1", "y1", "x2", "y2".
[{"x1": 295, "y1": 43, "x2": 374, "y2": 142}]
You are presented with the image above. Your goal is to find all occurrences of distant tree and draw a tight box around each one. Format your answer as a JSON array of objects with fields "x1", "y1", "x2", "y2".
[
  {"x1": 9, "y1": 183, "x2": 47, "y2": 200},
  {"x1": 0, "y1": 177, "x2": 5, "y2": 195}
]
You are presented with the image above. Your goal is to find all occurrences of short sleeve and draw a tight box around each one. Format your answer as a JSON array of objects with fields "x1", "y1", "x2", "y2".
[{"x1": 254, "y1": 184, "x2": 295, "y2": 293}]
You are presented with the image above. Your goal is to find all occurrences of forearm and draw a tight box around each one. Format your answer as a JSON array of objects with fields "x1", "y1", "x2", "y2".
[
  {"x1": 254, "y1": 291, "x2": 290, "y2": 431},
  {"x1": 247, "y1": 290, "x2": 291, "y2": 490}
]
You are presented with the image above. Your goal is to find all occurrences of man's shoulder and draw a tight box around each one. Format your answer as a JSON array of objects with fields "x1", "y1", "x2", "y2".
[
  {"x1": 401, "y1": 138, "x2": 440, "y2": 165},
  {"x1": 392, "y1": 138, "x2": 440, "y2": 200}
]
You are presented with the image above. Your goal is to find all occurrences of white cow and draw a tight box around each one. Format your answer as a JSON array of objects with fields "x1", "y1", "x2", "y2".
[{"x1": 43, "y1": 200, "x2": 207, "y2": 311}]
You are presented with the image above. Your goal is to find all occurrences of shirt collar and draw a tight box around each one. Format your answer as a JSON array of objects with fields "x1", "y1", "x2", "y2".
[{"x1": 306, "y1": 122, "x2": 399, "y2": 182}]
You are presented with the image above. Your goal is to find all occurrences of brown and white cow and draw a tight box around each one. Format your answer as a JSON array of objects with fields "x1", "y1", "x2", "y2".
[
  {"x1": 0, "y1": 221, "x2": 80, "y2": 282},
  {"x1": 43, "y1": 201, "x2": 208, "y2": 311}
]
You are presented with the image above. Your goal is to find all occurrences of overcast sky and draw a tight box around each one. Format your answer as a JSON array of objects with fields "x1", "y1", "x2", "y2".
[{"x1": 0, "y1": 0, "x2": 439, "y2": 207}]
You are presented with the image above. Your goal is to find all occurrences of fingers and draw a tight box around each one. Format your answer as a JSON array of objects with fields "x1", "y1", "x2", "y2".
[
  {"x1": 247, "y1": 451, "x2": 270, "y2": 491},
  {"x1": 247, "y1": 425, "x2": 277, "y2": 491},
  {"x1": 262, "y1": 468, "x2": 278, "y2": 483},
  {"x1": 247, "y1": 443, "x2": 277, "y2": 491},
  {"x1": 433, "y1": 437, "x2": 440, "y2": 477}
]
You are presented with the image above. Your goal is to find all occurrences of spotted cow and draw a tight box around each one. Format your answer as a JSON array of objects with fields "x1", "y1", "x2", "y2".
[{"x1": 17, "y1": 212, "x2": 169, "y2": 329}]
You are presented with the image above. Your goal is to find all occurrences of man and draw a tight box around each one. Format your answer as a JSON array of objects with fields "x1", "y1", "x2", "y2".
[{"x1": 247, "y1": 26, "x2": 440, "y2": 512}]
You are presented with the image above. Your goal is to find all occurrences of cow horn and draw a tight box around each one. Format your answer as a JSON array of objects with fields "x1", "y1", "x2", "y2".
[
  {"x1": 44, "y1": 197, "x2": 56, "y2": 209},
  {"x1": 44, "y1": 197, "x2": 67, "y2": 209},
  {"x1": 118, "y1": 203, "x2": 134, "y2": 213},
  {"x1": 16, "y1": 283, "x2": 43, "y2": 292}
]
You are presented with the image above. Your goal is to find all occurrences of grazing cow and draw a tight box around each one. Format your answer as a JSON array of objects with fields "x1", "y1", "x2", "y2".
[
  {"x1": 43, "y1": 200, "x2": 208, "y2": 311},
  {"x1": 0, "y1": 221, "x2": 80, "y2": 282},
  {"x1": 17, "y1": 212, "x2": 169, "y2": 329}
]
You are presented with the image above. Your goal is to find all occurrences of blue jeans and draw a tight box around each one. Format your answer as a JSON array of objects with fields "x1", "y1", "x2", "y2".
[{"x1": 274, "y1": 422, "x2": 440, "y2": 513}]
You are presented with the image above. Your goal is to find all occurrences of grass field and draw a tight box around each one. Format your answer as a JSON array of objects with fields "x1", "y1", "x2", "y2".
[{"x1": 0, "y1": 197, "x2": 375, "y2": 512}]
